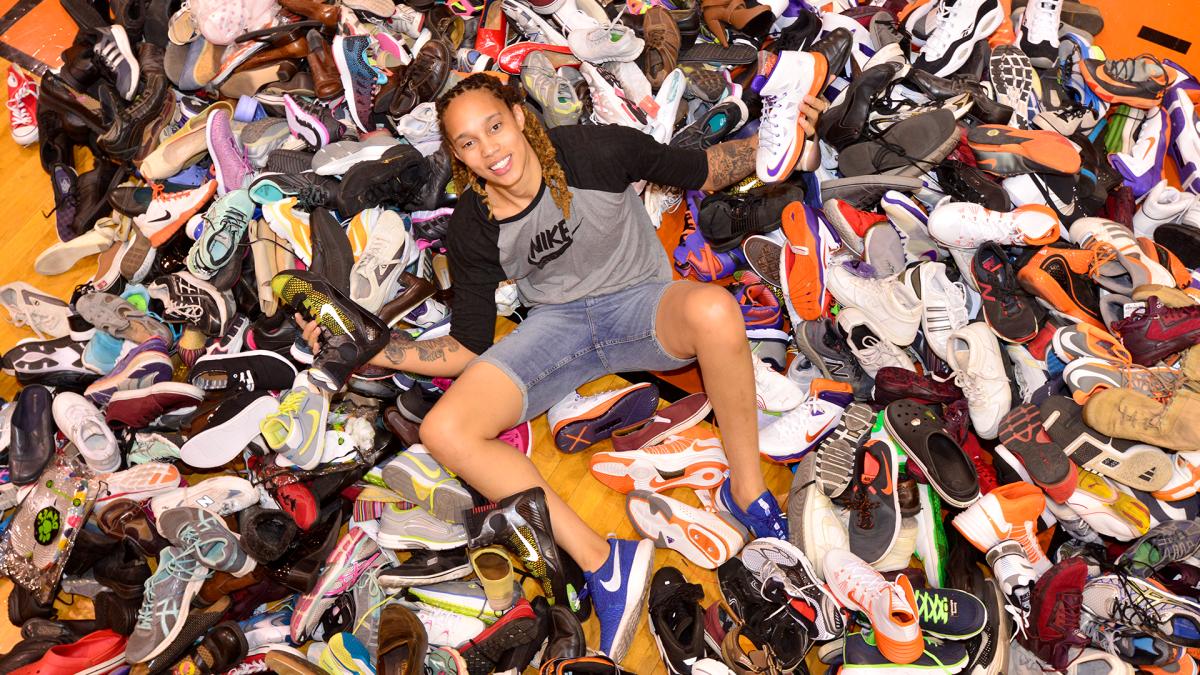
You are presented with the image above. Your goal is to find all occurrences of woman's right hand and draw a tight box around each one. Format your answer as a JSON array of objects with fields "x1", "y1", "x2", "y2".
[{"x1": 296, "y1": 313, "x2": 321, "y2": 354}]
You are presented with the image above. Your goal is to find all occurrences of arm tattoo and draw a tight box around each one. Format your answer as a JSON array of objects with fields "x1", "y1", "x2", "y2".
[
  {"x1": 382, "y1": 333, "x2": 462, "y2": 364},
  {"x1": 703, "y1": 137, "x2": 757, "y2": 190}
]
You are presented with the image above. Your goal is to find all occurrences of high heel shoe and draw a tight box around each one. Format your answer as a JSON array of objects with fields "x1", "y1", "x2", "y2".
[{"x1": 700, "y1": 0, "x2": 773, "y2": 47}]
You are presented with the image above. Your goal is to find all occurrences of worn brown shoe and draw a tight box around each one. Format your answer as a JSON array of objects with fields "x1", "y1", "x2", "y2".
[
  {"x1": 97, "y1": 499, "x2": 169, "y2": 558},
  {"x1": 266, "y1": 650, "x2": 327, "y2": 674},
  {"x1": 305, "y1": 29, "x2": 343, "y2": 99},
  {"x1": 897, "y1": 477, "x2": 920, "y2": 518},
  {"x1": 384, "y1": 39, "x2": 451, "y2": 119},
  {"x1": 1132, "y1": 283, "x2": 1197, "y2": 308},
  {"x1": 642, "y1": 6, "x2": 681, "y2": 89},
  {"x1": 1083, "y1": 388, "x2": 1200, "y2": 452},
  {"x1": 278, "y1": 0, "x2": 340, "y2": 26},
  {"x1": 378, "y1": 604, "x2": 428, "y2": 674},
  {"x1": 197, "y1": 567, "x2": 266, "y2": 606},
  {"x1": 384, "y1": 406, "x2": 421, "y2": 446},
  {"x1": 237, "y1": 34, "x2": 312, "y2": 73},
  {"x1": 379, "y1": 272, "x2": 437, "y2": 327}
]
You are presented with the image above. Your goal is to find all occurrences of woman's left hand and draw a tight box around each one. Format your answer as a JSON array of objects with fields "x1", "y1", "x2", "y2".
[{"x1": 799, "y1": 95, "x2": 829, "y2": 137}]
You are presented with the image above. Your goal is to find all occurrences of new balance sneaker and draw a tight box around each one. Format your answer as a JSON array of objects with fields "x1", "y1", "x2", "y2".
[
  {"x1": 626, "y1": 490, "x2": 748, "y2": 569},
  {"x1": 148, "y1": 475, "x2": 258, "y2": 520},
  {"x1": 546, "y1": 382, "x2": 660, "y2": 454},
  {"x1": 824, "y1": 549, "x2": 924, "y2": 664},
  {"x1": 589, "y1": 430, "x2": 729, "y2": 493},
  {"x1": 583, "y1": 538, "x2": 655, "y2": 662},
  {"x1": 125, "y1": 545, "x2": 212, "y2": 663}
]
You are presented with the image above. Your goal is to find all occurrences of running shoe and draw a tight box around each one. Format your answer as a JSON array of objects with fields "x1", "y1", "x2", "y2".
[
  {"x1": 626, "y1": 490, "x2": 748, "y2": 569},
  {"x1": 546, "y1": 382, "x2": 660, "y2": 454},
  {"x1": 590, "y1": 430, "x2": 729, "y2": 494},
  {"x1": 381, "y1": 444, "x2": 473, "y2": 524}
]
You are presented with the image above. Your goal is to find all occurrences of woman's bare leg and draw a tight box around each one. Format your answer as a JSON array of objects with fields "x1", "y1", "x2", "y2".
[{"x1": 420, "y1": 361, "x2": 611, "y2": 572}]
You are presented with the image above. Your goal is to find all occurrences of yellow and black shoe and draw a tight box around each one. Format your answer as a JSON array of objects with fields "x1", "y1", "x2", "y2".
[{"x1": 271, "y1": 269, "x2": 389, "y2": 393}]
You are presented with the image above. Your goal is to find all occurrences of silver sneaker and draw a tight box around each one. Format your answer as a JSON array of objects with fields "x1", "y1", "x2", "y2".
[
  {"x1": 158, "y1": 506, "x2": 257, "y2": 576},
  {"x1": 126, "y1": 544, "x2": 212, "y2": 663},
  {"x1": 378, "y1": 504, "x2": 468, "y2": 551}
]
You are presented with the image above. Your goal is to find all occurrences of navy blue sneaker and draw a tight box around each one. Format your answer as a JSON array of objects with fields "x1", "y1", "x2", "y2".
[
  {"x1": 717, "y1": 479, "x2": 788, "y2": 539},
  {"x1": 583, "y1": 538, "x2": 654, "y2": 663}
]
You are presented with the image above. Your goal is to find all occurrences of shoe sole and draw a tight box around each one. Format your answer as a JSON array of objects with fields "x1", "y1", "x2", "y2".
[
  {"x1": 814, "y1": 402, "x2": 874, "y2": 498},
  {"x1": 378, "y1": 564, "x2": 473, "y2": 590},
  {"x1": 553, "y1": 385, "x2": 660, "y2": 454},
  {"x1": 626, "y1": 491, "x2": 746, "y2": 569},
  {"x1": 1040, "y1": 396, "x2": 1173, "y2": 492},
  {"x1": 998, "y1": 403, "x2": 1076, "y2": 498},
  {"x1": 376, "y1": 531, "x2": 468, "y2": 551},
  {"x1": 589, "y1": 449, "x2": 728, "y2": 493},
  {"x1": 179, "y1": 395, "x2": 279, "y2": 469},
  {"x1": 988, "y1": 45, "x2": 1035, "y2": 123},
  {"x1": 382, "y1": 463, "x2": 473, "y2": 524},
  {"x1": 461, "y1": 616, "x2": 538, "y2": 675},
  {"x1": 283, "y1": 95, "x2": 330, "y2": 149}
]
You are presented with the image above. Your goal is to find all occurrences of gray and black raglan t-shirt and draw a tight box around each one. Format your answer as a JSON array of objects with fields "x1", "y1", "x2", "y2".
[{"x1": 444, "y1": 124, "x2": 710, "y2": 355}]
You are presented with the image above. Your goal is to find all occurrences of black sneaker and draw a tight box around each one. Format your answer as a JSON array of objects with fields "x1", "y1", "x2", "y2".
[
  {"x1": 246, "y1": 312, "x2": 301, "y2": 356},
  {"x1": 459, "y1": 599, "x2": 540, "y2": 675},
  {"x1": 149, "y1": 271, "x2": 233, "y2": 337},
  {"x1": 1, "y1": 336, "x2": 97, "y2": 389},
  {"x1": 91, "y1": 25, "x2": 141, "y2": 99},
  {"x1": 669, "y1": 97, "x2": 750, "y2": 150},
  {"x1": 843, "y1": 631, "x2": 968, "y2": 670},
  {"x1": 972, "y1": 242, "x2": 1044, "y2": 344},
  {"x1": 698, "y1": 182, "x2": 803, "y2": 252},
  {"x1": 50, "y1": 164, "x2": 79, "y2": 242},
  {"x1": 247, "y1": 170, "x2": 338, "y2": 210},
  {"x1": 395, "y1": 380, "x2": 444, "y2": 423},
  {"x1": 270, "y1": 269, "x2": 390, "y2": 393},
  {"x1": 647, "y1": 567, "x2": 709, "y2": 674},
  {"x1": 465, "y1": 488, "x2": 576, "y2": 614},
  {"x1": 309, "y1": 207, "x2": 354, "y2": 296},
  {"x1": 265, "y1": 148, "x2": 317, "y2": 174},
  {"x1": 378, "y1": 548, "x2": 471, "y2": 589},
  {"x1": 188, "y1": 350, "x2": 299, "y2": 392},
  {"x1": 844, "y1": 438, "x2": 900, "y2": 566},
  {"x1": 935, "y1": 160, "x2": 1012, "y2": 212},
  {"x1": 913, "y1": 586, "x2": 987, "y2": 639},
  {"x1": 336, "y1": 144, "x2": 428, "y2": 216},
  {"x1": 98, "y1": 73, "x2": 169, "y2": 160}
]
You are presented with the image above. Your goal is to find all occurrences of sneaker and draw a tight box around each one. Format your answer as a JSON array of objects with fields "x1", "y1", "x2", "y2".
[
  {"x1": 378, "y1": 504, "x2": 468, "y2": 551},
  {"x1": 756, "y1": 50, "x2": 828, "y2": 183},
  {"x1": 1084, "y1": 388, "x2": 1200, "y2": 453},
  {"x1": 312, "y1": 136, "x2": 401, "y2": 176},
  {"x1": 2, "y1": 336, "x2": 95, "y2": 388},
  {"x1": 521, "y1": 50, "x2": 583, "y2": 128},
  {"x1": 842, "y1": 437, "x2": 902, "y2": 565},
  {"x1": 457, "y1": 599, "x2": 540, "y2": 673},
  {"x1": 6, "y1": 64, "x2": 38, "y2": 145},
  {"x1": 51, "y1": 391, "x2": 120, "y2": 472},
  {"x1": 883, "y1": 400, "x2": 980, "y2": 508},
  {"x1": 1017, "y1": 0, "x2": 1061, "y2": 67},
  {"x1": 1051, "y1": 323, "x2": 1132, "y2": 364},
  {"x1": 95, "y1": 461, "x2": 182, "y2": 506},
  {"x1": 259, "y1": 385, "x2": 329, "y2": 471},
  {"x1": 1080, "y1": 55, "x2": 1171, "y2": 108},
  {"x1": 1017, "y1": 245, "x2": 1107, "y2": 329},
  {"x1": 813, "y1": 402, "x2": 874, "y2": 499},
  {"x1": 125, "y1": 545, "x2": 212, "y2": 663},
  {"x1": 126, "y1": 431, "x2": 182, "y2": 464},
  {"x1": 1083, "y1": 573, "x2": 1200, "y2": 646},
  {"x1": 913, "y1": 0, "x2": 1003, "y2": 77},
  {"x1": 715, "y1": 476, "x2": 788, "y2": 541},
  {"x1": 271, "y1": 269, "x2": 391, "y2": 392},
  {"x1": 824, "y1": 549, "x2": 924, "y2": 664},
  {"x1": 82, "y1": 339, "x2": 174, "y2": 406},
  {"x1": 1041, "y1": 394, "x2": 1174, "y2": 492},
  {"x1": 752, "y1": 354, "x2": 806, "y2": 413},
  {"x1": 381, "y1": 445, "x2": 472, "y2": 524},
  {"x1": 626, "y1": 490, "x2": 748, "y2": 569},
  {"x1": 148, "y1": 271, "x2": 233, "y2": 337},
  {"x1": 283, "y1": 94, "x2": 344, "y2": 149},
  {"x1": 609, "y1": 392, "x2": 711, "y2": 452},
  {"x1": 738, "y1": 537, "x2": 843, "y2": 640},
  {"x1": 408, "y1": 579, "x2": 520, "y2": 623},
  {"x1": 1117, "y1": 520, "x2": 1200, "y2": 577},
  {"x1": 972, "y1": 243, "x2": 1045, "y2": 344},
  {"x1": 928, "y1": 201, "x2": 1061, "y2": 249},
  {"x1": 1111, "y1": 108, "x2": 1172, "y2": 198},
  {"x1": 788, "y1": 453, "x2": 849, "y2": 579},
  {"x1": 826, "y1": 265, "x2": 923, "y2": 346},
  {"x1": 349, "y1": 211, "x2": 414, "y2": 312},
  {"x1": 951, "y1": 481, "x2": 1050, "y2": 574},
  {"x1": 1068, "y1": 216, "x2": 1177, "y2": 290},
  {"x1": 180, "y1": 390, "x2": 278, "y2": 469},
  {"x1": 840, "y1": 631, "x2": 967, "y2": 672},
  {"x1": 148, "y1": 475, "x2": 258, "y2": 520},
  {"x1": 187, "y1": 188, "x2": 255, "y2": 280},
  {"x1": 134, "y1": 181, "x2": 218, "y2": 247},
  {"x1": 290, "y1": 528, "x2": 383, "y2": 643},
  {"x1": 1064, "y1": 469, "x2": 1151, "y2": 541},
  {"x1": 332, "y1": 35, "x2": 381, "y2": 132},
  {"x1": 590, "y1": 431, "x2": 729, "y2": 493},
  {"x1": 836, "y1": 308, "x2": 915, "y2": 377},
  {"x1": 1064, "y1": 357, "x2": 1181, "y2": 404},
  {"x1": 206, "y1": 108, "x2": 253, "y2": 195},
  {"x1": 1167, "y1": 87, "x2": 1200, "y2": 194},
  {"x1": 647, "y1": 567, "x2": 708, "y2": 674},
  {"x1": 758, "y1": 380, "x2": 854, "y2": 463},
  {"x1": 998, "y1": 403, "x2": 1078, "y2": 501},
  {"x1": 546, "y1": 382, "x2": 660, "y2": 454},
  {"x1": 94, "y1": 25, "x2": 141, "y2": 99},
  {"x1": 1113, "y1": 296, "x2": 1200, "y2": 366},
  {"x1": 263, "y1": 198, "x2": 314, "y2": 264},
  {"x1": 779, "y1": 202, "x2": 834, "y2": 322},
  {"x1": 902, "y1": 261, "x2": 970, "y2": 361},
  {"x1": 945, "y1": 322, "x2": 1013, "y2": 440},
  {"x1": 415, "y1": 607, "x2": 486, "y2": 647},
  {"x1": 378, "y1": 549, "x2": 472, "y2": 590},
  {"x1": 583, "y1": 538, "x2": 655, "y2": 662},
  {"x1": 189, "y1": 350, "x2": 297, "y2": 392},
  {"x1": 158, "y1": 506, "x2": 256, "y2": 576}
]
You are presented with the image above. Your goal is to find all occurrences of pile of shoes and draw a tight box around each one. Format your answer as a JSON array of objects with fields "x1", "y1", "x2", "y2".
[{"x1": 4, "y1": 0, "x2": 1200, "y2": 670}]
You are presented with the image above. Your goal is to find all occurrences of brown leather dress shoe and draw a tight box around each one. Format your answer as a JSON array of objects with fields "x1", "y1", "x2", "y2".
[
  {"x1": 278, "y1": 0, "x2": 340, "y2": 26},
  {"x1": 305, "y1": 29, "x2": 343, "y2": 99},
  {"x1": 378, "y1": 604, "x2": 428, "y2": 674},
  {"x1": 97, "y1": 499, "x2": 169, "y2": 557},
  {"x1": 379, "y1": 273, "x2": 438, "y2": 327}
]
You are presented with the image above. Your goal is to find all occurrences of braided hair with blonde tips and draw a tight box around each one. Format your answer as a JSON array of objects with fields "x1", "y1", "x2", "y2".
[{"x1": 436, "y1": 73, "x2": 572, "y2": 220}]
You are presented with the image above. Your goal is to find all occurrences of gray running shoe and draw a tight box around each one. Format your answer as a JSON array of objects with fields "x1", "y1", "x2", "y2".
[
  {"x1": 793, "y1": 318, "x2": 874, "y2": 400},
  {"x1": 349, "y1": 564, "x2": 387, "y2": 658},
  {"x1": 521, "y1": 50, "x2": 582, "y2": 129},
  {"x1": 158, "y1": 506, "x2": 257, "y2": 576},
  {"x1": 378, "y1": 504, "x2": 468, "y2": 551},
  {"x1": 814, "y1": 402, "x2": 875, "y2": 498},
  {"x1": 75, "y1": 291, "x2": 172, "y2": 344},
  {"x1": 260, "y1": 385, "x2": 329, "y2": 471},
  {"x1": 241, "y1": 118, "x2": 293, "y2": 169},
  {"x1": 312, "y1": 135, "x2": 402, "y2": 176},
  {"x1": 381, "y1": 445, "x2": 473, "y2": 524},
  {"x1": 406, "y1": 579, "x2": 523, "y2": 623},
  {"x1": 1117, "y1": 520, "x2": 1200, "y2": 577},
  {"x1": 126, "y1": 545, "x2": 212, "y2": 663}
]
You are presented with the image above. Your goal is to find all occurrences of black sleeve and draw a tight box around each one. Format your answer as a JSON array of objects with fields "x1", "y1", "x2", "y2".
[
  {"x1": 444, "y1": 193, "x2": 507, "y2": 355},
  {"x1": 549, "y1": 124, "x2": 710, "y2": 192}
]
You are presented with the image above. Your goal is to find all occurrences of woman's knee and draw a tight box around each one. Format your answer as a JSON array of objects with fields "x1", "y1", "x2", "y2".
[
  {"x1": 684, "y1": 286, "x2": 745, "y2": 338},
  {"x1": 419, "y1": 405, "x2": 474, "y2": 469}
]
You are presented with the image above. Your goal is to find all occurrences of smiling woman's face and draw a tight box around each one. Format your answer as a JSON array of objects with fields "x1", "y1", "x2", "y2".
[{"x1": 442, "y1": 89, "x2": 532, "y2": 191}]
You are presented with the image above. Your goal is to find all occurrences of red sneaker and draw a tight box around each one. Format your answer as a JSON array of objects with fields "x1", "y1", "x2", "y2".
[
  {"x1": 6, "y1": 64, "x2": 37, "y2": 146},
  {"x1": 822, "y1": 198, "x2": 887, "y2": 254},
  {"x1": 1113, "y1": 296, "x2": 1200, "y2": 366},
  {"x1": 12, "y1": 629, "x2": 126, "y2": 675}
]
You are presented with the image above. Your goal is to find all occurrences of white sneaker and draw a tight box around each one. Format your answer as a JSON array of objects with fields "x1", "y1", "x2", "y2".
[
  {"x1": 417, "y1": 607, "x2": 486, "y2": 647},
  {"x1": 1068, "y1": 217, "x2": 1177, "y2": 289},
  {"x1": 825, "y1": 265, "x2": 922, "y2": 346},
  {"x1": 753, "y1": 355, "x2": 806, "y2": 413},
  {"x1": 757, "y1": 50, "x2": 825, "y2": 183},
  {"x1": 945, "y1": 322, "x2": 1012, "y2": 439},
  {"x1": 902, "y1": 261, "x2": 969, "y2": 361},
  {"x1": 349, "y1": 212, "x2": 415, "y2": 312},
  {"x1": 1167, "y1": 85, "x2": 1200, "y2": 194},
  {"x1": 759, "y1": 384, "x2": 852, "y2": 463},
  {"x1": 389, "y1": 3, "x2": 425, "y2": 37},
  {"x1": 378, "y1": 504, "x2": 468, "y2": 550},
  {"x1": 1064, "y1": 470, "x2": 1150, "y2": 541},
  {"x1": 149, "y1": 475, "x2": 258, "y2": 519},
  {"x1": 1017, "y1": 0, "x2": 1062, "y2": 67},
  {"x1": 52, "y1": 392, "x2": 120, "y2": 473},
  {"x1": 1109, "y1": 107, "x2": 1170, "y2": 199},
  {"x1": 395, "y1": 102, "x2": 441, "y2": 156},
  {"x1": 95, "y1": 463, "x2": 183, "y2": 509},
  {"x1": 793, "y1": 462, "x2": 848, "y2": 580},
  {"x1": 645, "y1": 69, "x2": 686, "y2": 145},
  {"x1": 580, "y1": 63, "x2": 646, "y2": 128},
  {"x1": 0, "y1": 281, "x2": 72, "y2": 340},
  {"x1": 880, "y1": 190, "x2": 941, "y2": 263},
  {"x1": 1132, "y1": 179, "x2": 1200, "y2": 238},
  {"x1": 501, "y1": 0, "x2": 567, "y2": 44},
  {"x1": 914, "y1": 0, "x2": 1003, "y2": 78},
  {"x1": 602, "y1": 60, "x2": 653, "y2": 112},
  {"x1": 546, "y1": 382, "x2": 658, "y2": 453},
  {"x1": 928, "y1": 200, "x2": 1061, "y2": 249},
  {"x1": 567, "y1": 22, "x2": 643, "y2": 64},
  {"x1": 835, "y1": 308, "x2": 914, "y2": 377}
]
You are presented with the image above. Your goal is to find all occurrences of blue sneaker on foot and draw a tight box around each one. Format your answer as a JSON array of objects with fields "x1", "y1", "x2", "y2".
[
  {"x1": 583, "y1": 538, "x2": 654, "y2": 663},
  {"x1": 717, "y1": 479, "x2": 788, "y2": 539}
]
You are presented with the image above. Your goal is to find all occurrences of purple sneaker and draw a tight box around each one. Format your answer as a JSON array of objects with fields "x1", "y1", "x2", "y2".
[
  {"x1": 51, "y1": 164, "x2": 79, "y2": 242},
  {"x1": 83, "y1": 337, "x2": 174, "y2": 405},
  {"x1": 205, "y1": 108, "x2": 253, "y2": 195},
  {"x1": 283, "y1": 94, "x2": 343, "y2": 149},
  {"x1": 673, "y1": 227, "x2": 741, "y2": 281},
  {"x1": 1109, "y1": 106, "x2": 1170, "y2": 198}
]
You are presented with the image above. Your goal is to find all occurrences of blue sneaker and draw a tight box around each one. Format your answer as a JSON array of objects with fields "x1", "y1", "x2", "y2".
[
  {"x1": 239, "y1": 608, "x2": 294, "y2": 651},
  {"x1": 321, "y1": 632, "x2": 376, "y2": 674},
  {"x1": 717, "y1": 479, "x2": 788, "y2": 539},
  {"x1": 583, "y1": 538, "x2": 654, "y2": 663}
]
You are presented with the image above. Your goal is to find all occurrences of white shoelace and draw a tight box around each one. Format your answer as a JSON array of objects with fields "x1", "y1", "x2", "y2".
[
  {"x1": 7, "y1": 82, "x2": 34, "y2": 127},
  {"x1": 759, "y1": 88, "x2": 803, "y2": 157},
  {"x1": 924, "y1": 0, "x2": 976, "y2": 58}
]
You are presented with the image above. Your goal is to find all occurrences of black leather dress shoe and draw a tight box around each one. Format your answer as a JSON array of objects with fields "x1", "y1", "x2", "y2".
[{"x1": 10, "y1": 385, "x2": 55, "y2": 485}]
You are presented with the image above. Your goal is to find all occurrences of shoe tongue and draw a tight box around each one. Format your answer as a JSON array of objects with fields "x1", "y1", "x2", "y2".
[{"x1": 814, "y1": 388, "x2": 854, "y2": 409}]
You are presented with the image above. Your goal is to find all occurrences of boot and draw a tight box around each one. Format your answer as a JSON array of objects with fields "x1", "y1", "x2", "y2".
[{"x1": 700, "y1": 0, "x2": 772, "y2": 47}]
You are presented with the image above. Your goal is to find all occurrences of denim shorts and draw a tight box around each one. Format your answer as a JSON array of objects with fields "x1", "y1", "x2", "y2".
[{"x1": 476, "y1": 280, "x2": 696, "y2": 423}]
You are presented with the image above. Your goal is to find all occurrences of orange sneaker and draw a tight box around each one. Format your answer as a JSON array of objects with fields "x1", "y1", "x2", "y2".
[
  {"x1": 779, "y1": 202, "x2": 831, "y2": 321},
  {"x1": 824, "y1": 549, "x2": 924, "y2": 664},
  {"x1": 967, "y1": 125, "x2": 1083, "y2": 176},
  {"x1": 1017, "y1": 245, "x2": 1107, "y2": 329},
  {"x1": 988, "y1": 0, "x2": 1016, "y2": 47},
  {"x1": 952, "y1": 480, "x2": 1050, "y2": 574},
  {"x1": 589, "y1": 428, "x2": 730, "y2": 494}
]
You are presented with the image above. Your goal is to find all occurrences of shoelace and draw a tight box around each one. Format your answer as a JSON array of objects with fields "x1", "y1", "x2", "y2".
[
  {"x1": 1102, "y1": 55, "x2": 1163, "y2": 83},
  {"x1": 758, "y1": 88, "x2": 804, "y2": 157},
  {"x1": 1026, "y1": 0, "x2": 1064, "y2": 41},
  {"x1": 134, "y1": 541, "x2": 205, "y2": 629},
  {"x1": 6, "y1": 82, "x2": 34, "y2": 126},
  {"x1": 924, "y1": 0, "x2": 975, "y2": 56},
  {"x1": 846, "y1": 488, "x2": 878, "y2": 529}
]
